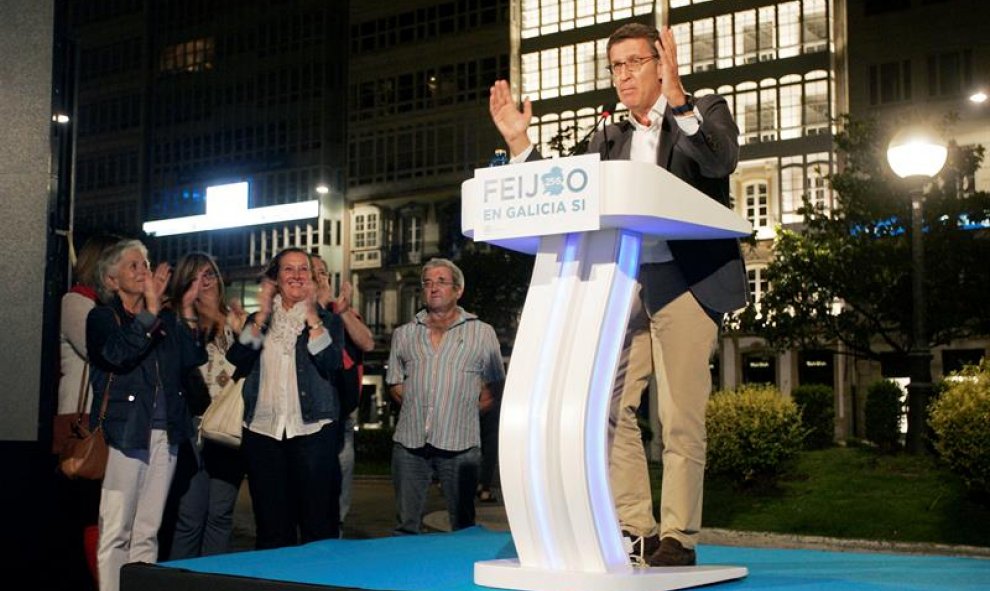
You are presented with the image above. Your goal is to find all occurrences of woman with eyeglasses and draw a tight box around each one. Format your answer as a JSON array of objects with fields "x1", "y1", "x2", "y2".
[
  {"x1": 160, "y1": 252, "x2": 248, "y2": 559},
  {"x1": 227, "y1": 247, "x2": 345, "y2": 548},
  {"x1": 86, "y1": 240, "x2": 208, "y2": 591}
]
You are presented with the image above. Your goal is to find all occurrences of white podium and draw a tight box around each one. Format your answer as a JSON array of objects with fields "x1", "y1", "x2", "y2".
[{"x1": 461, "y1": 156, "x2": 751, "y2": 591}]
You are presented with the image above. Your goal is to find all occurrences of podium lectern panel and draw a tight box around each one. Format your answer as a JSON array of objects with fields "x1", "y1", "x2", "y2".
[{"x1": 461, "y1": 157, "x2": 750, "y2": 591}]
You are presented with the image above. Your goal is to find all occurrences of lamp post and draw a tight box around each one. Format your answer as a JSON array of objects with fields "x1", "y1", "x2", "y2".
[{"x1": 886, "y1": 128, "x2": 948, "y2": 454}]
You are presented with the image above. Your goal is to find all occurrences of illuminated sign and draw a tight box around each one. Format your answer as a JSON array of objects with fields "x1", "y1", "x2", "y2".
[
  {"x1": 142, "y1": 181, "x2": 319, "y2": 237},
  {"x1": 471, "y1": 154, "x2": 601, "y2": 242}
]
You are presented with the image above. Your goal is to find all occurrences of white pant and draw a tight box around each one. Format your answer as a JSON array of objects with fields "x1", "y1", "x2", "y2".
[{"x1": 98, "y1": 429, "x2": 177, "y2": 591}]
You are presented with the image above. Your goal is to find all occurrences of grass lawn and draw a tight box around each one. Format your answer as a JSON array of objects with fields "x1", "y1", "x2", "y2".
[
  {"x1": 356, "y1": 444, "x2": 990, "y2": 548},
  {"x1": 692, "y1": 446, "x2": 990, "y2": 547}
]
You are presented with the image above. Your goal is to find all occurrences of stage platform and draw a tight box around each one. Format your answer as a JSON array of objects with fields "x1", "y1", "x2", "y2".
[{"x1": 123, "y1": 526, "x2": 989, "y2": 591}]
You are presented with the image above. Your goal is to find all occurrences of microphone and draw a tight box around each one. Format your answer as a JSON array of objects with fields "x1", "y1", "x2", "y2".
[
  {"x1": 600, "y1": 102, "x2": 616, "y2": 160},
  {"x1": 575, "y1": 102, "x2": 617, "y2": 156}
]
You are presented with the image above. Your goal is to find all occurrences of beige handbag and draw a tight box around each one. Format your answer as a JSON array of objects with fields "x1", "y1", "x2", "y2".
[{"x1": 200, "y1": 378, "x2": 244, "y2": 448}]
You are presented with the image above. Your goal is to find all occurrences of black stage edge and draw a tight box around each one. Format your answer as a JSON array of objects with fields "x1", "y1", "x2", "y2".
[{"x1": 122, "y1": 563, "x2": 365, "y2": 591}]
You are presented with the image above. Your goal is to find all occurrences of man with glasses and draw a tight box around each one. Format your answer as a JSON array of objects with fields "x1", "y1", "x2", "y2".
[
  {"x1": 386, "y1": 258, "x2": 505, "y2": 535},
  {"x1": 489, "y1": 23, "x2": 746, "y2": 567}
]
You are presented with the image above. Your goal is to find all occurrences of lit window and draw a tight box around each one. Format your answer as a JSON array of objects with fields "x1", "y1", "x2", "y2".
[
  {"x1": 692, "y1": 18, "x2": 715, "y2": 73},
  {"x1": 159, "y1": 38, "x2": 215, "y2": 73},
  {"x1": 352, "y1": 207, "x2": 381, "y2": 251},
  {"x1": 759, "y1": 80, "x2": 778, "y2": 142},
  {"x1": 780, "y1": 157, "x2": 803, "y2": 225},
  {"x1": 802, "y1": 0, "x2": 828, "y2": 53},
  {"x1": 733, "y1": 10, "x2": 756, "y2": 66},
  {"x1": 779, "y1": 75, "x2": 802, "y2": 139},
  {"x1": 735, "y1": 82, "x2": 759, "y2": 144},
  {"x1": 747, "y1": 266, "x2": 769, "y2": 313},
  {"x1": 804, "y1": 72, "x2": 829, "y2": 135},
  {"x1": 778, "y1": 1, "x2": 801, "y2": 58},
  {"x1": 745, "y1": 181, "x2": 770, "y2": 229},
  {"x1": 806, "y1": 153, "x2": 831, "y2": 213}
]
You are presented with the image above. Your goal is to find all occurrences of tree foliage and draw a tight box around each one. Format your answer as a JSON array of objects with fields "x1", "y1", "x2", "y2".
[
  {"x1": 456, "y1": 245, "x2": 534, "y2": 344},
  {"x1": 748, "y1": 115, "x2": 990, "y2": 359}
]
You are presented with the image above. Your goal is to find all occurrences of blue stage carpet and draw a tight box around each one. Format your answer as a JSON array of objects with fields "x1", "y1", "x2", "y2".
[{"x1": 163, "y1": 526, "x2": 989, "y2": 591}]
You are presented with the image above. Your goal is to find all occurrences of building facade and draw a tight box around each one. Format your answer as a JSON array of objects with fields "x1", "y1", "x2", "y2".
[
  {"x1": 345, "y1": 0, "x2": 511, "y2": 338},
  {"x1": 839, "y1": 0, "x2": 990, "y2": 434},
  {"x1": 71, "y1": 0, "x2": 350, "y2": 305}
]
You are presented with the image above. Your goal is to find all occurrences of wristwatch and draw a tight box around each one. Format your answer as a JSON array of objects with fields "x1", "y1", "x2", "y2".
[{"x1": 671, "y1": 99, "x2": 694, "y2": 116}]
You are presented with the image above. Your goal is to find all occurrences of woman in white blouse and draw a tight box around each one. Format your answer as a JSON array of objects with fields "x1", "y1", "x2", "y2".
[{"x1": 226, "y1": 247, "x2": 345, "y2": 548}]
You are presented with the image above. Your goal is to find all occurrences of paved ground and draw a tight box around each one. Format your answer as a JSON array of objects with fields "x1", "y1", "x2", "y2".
[
  {"x1": 230, "y1": 477, "x2": 990, "y2": 559},
  {"x1": 230, "y1": 476, "x2": 507, "y2": 551}
]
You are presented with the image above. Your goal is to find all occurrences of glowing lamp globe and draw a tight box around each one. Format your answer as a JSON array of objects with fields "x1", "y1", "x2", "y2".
[{"x1": 886, "y1": 128, "x2": 948, "y2": 179}]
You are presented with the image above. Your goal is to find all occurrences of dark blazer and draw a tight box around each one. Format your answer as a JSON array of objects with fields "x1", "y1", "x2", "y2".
[
  {"x1": 87, "y1": 298, "x2": 208, "y2": 450},
  {"x1": 587, "y1": 93, "x2": 748, "y2": 314}
]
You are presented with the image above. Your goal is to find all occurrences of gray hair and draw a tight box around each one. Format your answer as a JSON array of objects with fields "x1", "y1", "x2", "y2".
[
  {"x1": 96, "y1": 239, "x2": 148, "y2": 303},
  {"x1": 422, "y1": 258, "x2": 465, "y2": 292}
]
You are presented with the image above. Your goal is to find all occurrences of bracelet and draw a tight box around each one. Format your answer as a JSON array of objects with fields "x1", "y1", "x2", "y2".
[
  {"x1": 307, "y1": 320, "x2": 322, "y2": 331},
  {"x1": 252, "y1": 319, "x2": 265, "y2": 331},
  {"x1": 181, "y1": 316, "x2": 199, "y2": 324},
  {"x1": 671, "y1": 100, "x2": 694, "y2": 116}
]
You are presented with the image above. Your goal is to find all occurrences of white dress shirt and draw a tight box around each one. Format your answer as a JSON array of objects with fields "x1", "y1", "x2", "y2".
[{"x1": 511, "y1": 95, "x2": 703, "y2": 263}]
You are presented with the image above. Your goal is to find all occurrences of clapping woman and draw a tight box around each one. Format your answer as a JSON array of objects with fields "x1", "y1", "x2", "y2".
[
  {"x1": 226, "y1": 247, "x2": 345, "y2": 548},
  {"x1": 86, "y1": 240, "x2": 207, "y2": 591},
  {"x1": 161, "y1": 252, "x2": 247, "y2": 558}
]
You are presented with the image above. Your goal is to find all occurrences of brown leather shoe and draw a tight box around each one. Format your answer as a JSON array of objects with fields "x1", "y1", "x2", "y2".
[
  {"x1": 622, "y1": 531, "x2": 660, "y2": 567},
  {"x1": 647, "y1": 537, "x2": 697, "y2": 567}
]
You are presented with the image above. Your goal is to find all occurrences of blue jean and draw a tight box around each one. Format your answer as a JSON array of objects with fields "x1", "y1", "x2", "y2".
[
  {"x1": 165, "y1": 439, "x2": 209, "y2": 560},
  {"x1": 338, "y1": 413, "x2": 356, "y2": 527},
  {"x1": 391, "y1": 443, "x2": 480, "y2": 535},
  {"x1": 164, "y1": 436, "x2": 245, "y2": 558},
  {"x1": 200, "y1": 439, "x2": 245, "y2": 555}
]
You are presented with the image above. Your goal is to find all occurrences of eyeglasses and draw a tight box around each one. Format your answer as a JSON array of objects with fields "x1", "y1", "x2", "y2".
[
  {"x1": 421, "y1": 279, "x2": 456, "y2": 290},
  {"x1": 606, "y1": 55, "x2": 658, "y2": 78}
]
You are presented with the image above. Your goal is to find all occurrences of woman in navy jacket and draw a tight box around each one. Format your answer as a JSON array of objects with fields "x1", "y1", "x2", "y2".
[
  {"x1": 226, "y1": 247, "x2": 345, "y2": 548},
  {"x1": 86, "y1": 239, "x2": 207, "y2": 591}
]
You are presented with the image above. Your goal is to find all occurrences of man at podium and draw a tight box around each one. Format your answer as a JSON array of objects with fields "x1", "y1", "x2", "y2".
[{"x1": 489, "y1": 23, "x2": 747, "y2": 568}]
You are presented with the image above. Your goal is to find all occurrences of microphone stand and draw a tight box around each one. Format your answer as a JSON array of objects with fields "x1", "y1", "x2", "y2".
[
  {"x1": 601, "y1": 109, "x2": 613, "y2": 160},
  {"x1": 574, "y1": 103, "x2": 616, "y2": 156}
]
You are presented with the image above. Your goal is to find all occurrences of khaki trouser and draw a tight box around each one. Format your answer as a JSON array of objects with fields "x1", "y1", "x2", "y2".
[{"x1": 608, "y1": 290, "x2": 718, "y2": 549}]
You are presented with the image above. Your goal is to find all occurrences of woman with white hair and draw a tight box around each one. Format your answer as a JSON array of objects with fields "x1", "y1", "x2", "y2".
[{"x1": 86, "y1": 239, "x2": 207, "y2": 591}]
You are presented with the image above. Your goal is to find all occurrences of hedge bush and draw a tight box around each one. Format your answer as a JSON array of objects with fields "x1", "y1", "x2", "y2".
[
  {"x1": 792, "y1": 384, "x2": 835, "y2": 449},
  {"x1": 864, "y1": 380, "x2": 904, "y2": 452},
  {"x1": 706, "y1": 384, "x2": 805, "y2": 485},
  {"x1": 928, "y1": 359, "x2": 990, "y2": 496}
]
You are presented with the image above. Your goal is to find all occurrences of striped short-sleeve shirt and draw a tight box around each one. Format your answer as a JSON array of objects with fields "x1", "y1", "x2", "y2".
[{"x1": 387, "y1": 308, "x2": 505, "y2": 452}]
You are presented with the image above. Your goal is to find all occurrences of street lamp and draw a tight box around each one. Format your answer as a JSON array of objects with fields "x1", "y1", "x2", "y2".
[{"x1": 886, "y1": 127, "x2": 948, "y2": 453}]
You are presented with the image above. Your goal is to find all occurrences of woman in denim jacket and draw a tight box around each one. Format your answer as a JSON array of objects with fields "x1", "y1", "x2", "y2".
[
  {"x1": 86, "y1": 239, "x2": 207, "y2": 591},
  {"x1": 227, "y1": 247, "x2": 345, "y2": 549}
]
